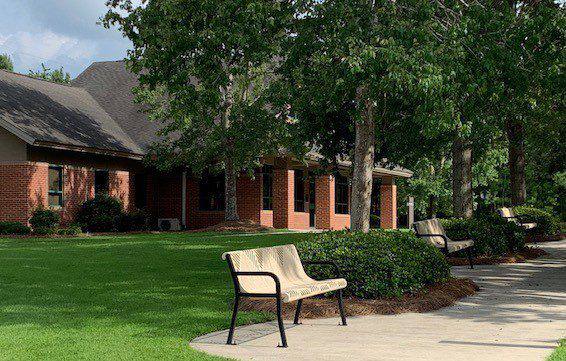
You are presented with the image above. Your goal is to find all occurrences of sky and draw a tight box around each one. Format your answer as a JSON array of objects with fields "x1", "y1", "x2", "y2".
[{"x1": 0, "y1": 0, "x2": 135, "y2": 77}]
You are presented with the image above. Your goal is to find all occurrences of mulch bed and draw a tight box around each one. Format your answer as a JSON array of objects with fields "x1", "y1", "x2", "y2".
[
  {"x1": 239, "y1": 278, "x2": 479, "y2": 320},
  {"x1": 525, "y1": 233, "x2": 565, "y2": 244},
  {"x1": 448, "y1": 246, "x2": 547, "y2": 266},
  {"x1": 199, "y1": 220, "x2": 274, "y2": 233}
]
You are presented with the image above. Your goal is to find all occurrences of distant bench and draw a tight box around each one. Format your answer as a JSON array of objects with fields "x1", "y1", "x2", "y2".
[
  {"x1": 413, "y1": 218, "x2": 475, "y2": 269},
  {"x1": 498, "y1": 207, "x2": 537, "y2": 230},
  {"x1": 222, "y1": 244, "x2": 347, "y2": 347}
]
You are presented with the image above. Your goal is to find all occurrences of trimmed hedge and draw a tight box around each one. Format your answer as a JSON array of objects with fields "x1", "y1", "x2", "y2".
[
  {"x1": 513, "y1": 206, "x2": 560, "y2": 236},
  {"x1": 116, "y1": 209, "x2": 151, "y2": 232},
  {"x1": 297, "y1": 230, "x2": 450, "y2": 299},
  {"x1": 77, "y1": 195, "x2": 124, "y2": 232},
  {"x1": 0, "y1": 222, "x2": 31, "y2": 235},
  {"x1": 441, "y1": 215, "x2": 525, "y2": 257},
  {"x1": 29, "y1": 208, "x2": 60, "y2": 234}
]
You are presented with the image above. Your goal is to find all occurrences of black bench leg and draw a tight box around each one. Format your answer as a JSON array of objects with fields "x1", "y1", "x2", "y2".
[
  {"x1": 276, "y1": 295, "x2": 288, "y2": 347},
  {"x1": 226, "y1": 295, "x2": 240, "y2": 345},
  {"x1": 337, "y1": 289, "x2": 347, "y2": 326},
  {"x1": 293, "y1": 299, "x2": 303, "y2": 325},
  {"x1": 466, "y1": 248, "x2": 474, "y2": 269}
]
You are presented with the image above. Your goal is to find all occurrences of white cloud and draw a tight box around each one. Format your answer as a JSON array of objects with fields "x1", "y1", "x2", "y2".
[{"x1": 0, "y1": 0, "x2": 132, "y2": 77}]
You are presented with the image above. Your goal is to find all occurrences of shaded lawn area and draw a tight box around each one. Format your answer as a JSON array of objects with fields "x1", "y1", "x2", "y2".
[{"x1": 0, "y1": 232, "x2": 310, "y2": 360}]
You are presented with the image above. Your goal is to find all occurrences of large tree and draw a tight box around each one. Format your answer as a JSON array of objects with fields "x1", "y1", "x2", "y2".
[
  {"x1": 104, "y1": 0, "x2": 292, "y2": 221},
  {"x1": 279, "y1": 0, "x2": 446, "y2": 231},
  {"x1": 0, "y1": 53, "x2": 13, "y2": 71},
  {"x1": 28, "y1": 63, "x2": 71, "y2": 84}
]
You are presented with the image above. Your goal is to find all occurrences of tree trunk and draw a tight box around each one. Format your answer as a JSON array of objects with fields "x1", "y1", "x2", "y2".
[
  {"x1": 452, "y1": 135, "x2": 473, "y2": 218},
  {"x1": 506, "y1": 118, "x2": 526, "y2": 206},
  {"x1": 350, "y1": 91, "x2": 375, "y2": 233},
  {"x1": 224, "y1": 156, "x2": 239, "y2": 221},
  {"x1": 222, "y1": 74, "x2": 239, "y2": 221}
]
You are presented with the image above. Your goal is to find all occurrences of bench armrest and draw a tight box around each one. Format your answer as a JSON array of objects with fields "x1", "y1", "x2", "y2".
[
  {"x1": 303, "y1": 260, "x2": 342, "y2": 278},
  {"x1": 415, "y1": 233, "x2": 449, "y2": 254},
  {"x1": 232, "y1": 271, "x2": 281, "y2": 295}
]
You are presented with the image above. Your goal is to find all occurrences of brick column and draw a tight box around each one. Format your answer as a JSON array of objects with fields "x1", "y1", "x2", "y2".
[
  {"x1": 380, "y1": 177, "x2": 397, "y2": 229},
  {"x1": 315, "y1": 174, "x2": 334, "y2": 229},
  {"x1": 273, "y1": 168, "x2": 294, "y2": 229}
]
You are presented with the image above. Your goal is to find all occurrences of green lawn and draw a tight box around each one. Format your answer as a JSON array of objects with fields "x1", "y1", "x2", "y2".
[
  {"x1": 548, "y1": 339, "x2": 566, "y2": 361},
  {"x1": 0, "y1": 232, "x2": 310, "y2": 360}
]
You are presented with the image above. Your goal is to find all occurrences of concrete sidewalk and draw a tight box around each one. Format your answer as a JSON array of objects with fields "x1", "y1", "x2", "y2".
[{"x1": 191, "y1": 240, "x2": 566, "y2": 361}]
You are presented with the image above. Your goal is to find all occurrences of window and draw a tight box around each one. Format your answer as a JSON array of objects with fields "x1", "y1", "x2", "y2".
[
  {"x1": 199, "y1": 174, "x2": 225, "y2": 211},
  {"x1": 335, "y1": 174, "x2": 350, "y2": 214},
  {"x1": 48, "y1": 165, "x2": 63, "y2": 207},
  {"x1": 262, "y1": 165, "x2": 273, "y2": 210},
  {"x1": 294, "y1": 170, "x2": 305, "y2": 212},
  {"x1": 95, "y1": 170, "x2": 109, "y2": 196}
]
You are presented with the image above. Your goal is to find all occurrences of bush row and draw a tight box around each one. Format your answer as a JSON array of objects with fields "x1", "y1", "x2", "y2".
[
  {"x1": 297, "y1": 230, "x2": 450, "y2": 299},
  {"x1": 513, "y1": 206, "x2": 560, "y2": 236},
  {"x1": 77, "y1": 194, "x2": 151, "y2": 232},
  {"x1": 440, "y1": 214, "x2": 526, "y2": 257}
]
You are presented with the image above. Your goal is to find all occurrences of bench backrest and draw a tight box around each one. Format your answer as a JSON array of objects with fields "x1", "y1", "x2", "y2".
[
  {"x1": 498, "y1": 207, "x2": 516, "y2": 219},
  {"x1": 413, "y1": 218, "x2": 447, "y2": 248},
  {"x1": 222, "y1": 244, "x2": 311, "y2": 293}
]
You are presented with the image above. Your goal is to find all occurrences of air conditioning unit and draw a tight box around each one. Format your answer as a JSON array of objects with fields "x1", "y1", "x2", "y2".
[{"x1": 158, "y1": 218, "x2": 181, "y2": 231}]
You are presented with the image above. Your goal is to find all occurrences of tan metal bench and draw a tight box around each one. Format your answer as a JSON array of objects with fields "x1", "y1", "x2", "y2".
[
  {"x1": 498, "y1": 207, "x2": 537, "y2": 230},
  {"x1": 413, "y1": 218, "x2": 475, "y2": 268},
  {"x1": 222, "y1": 244, "x2": 347, "y2": 347}
]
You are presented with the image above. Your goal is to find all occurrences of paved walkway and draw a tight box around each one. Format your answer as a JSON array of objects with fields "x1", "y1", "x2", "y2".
[{"x1": 191, "y1": 240, "x2": 566, "y2": 360}]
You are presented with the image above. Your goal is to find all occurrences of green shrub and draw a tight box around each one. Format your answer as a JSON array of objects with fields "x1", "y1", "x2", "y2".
[
  {"x1": 296, "y1": 230, "x2": 450, "y2": 299},
  {"x1": 29, "y1": 208, "x2": 60, "y2": 234},
  {"x1": 513, "y1": 206, "x2": 560, "y2": 236},
  {"x1": 57, "y1": 225, "x2": 82, "y2": 236},
  {"x1": 77, "y1": 195, "x2": 123, "y2": 232},
  {"x1": 116, "y1": 209, "x2": 151, "y2": 232},
  {"x1": 0, "y1": 222, "x2": 31, "y2": 235},
  {"x1": 441, "y1": 216, "x2": 525, "y2": 256}
]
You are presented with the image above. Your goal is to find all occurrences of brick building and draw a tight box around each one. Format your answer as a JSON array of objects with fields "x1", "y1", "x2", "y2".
[{"x1": 0, "y1": 62, "x2": 411, "y2": 230}]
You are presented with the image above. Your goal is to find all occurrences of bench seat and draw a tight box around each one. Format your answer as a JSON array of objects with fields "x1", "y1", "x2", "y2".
[
  {"x1": 223, "y1": 244, "x2": 347, "y2": 347},
  {"x1": 445, "y1": 239, "x2": 475, "y2": 253}
]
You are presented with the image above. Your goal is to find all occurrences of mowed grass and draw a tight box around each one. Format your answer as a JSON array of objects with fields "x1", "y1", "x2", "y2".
[{"x1": 0, "y1": 232, "x2": 310, "y2": 360}]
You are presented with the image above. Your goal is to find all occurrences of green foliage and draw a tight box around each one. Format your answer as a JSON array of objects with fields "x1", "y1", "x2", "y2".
[
  {"x1": 513, "y1": 206, "x2": 560, "y2": 236},
  {"x1": 77, "y1": 195, "x2": 123, "y2": 232},
  {"x1": 297, "y1": 230, "x2": 450, "y2": 299},
  {"x1": 29, "y1": 208, "x2": 60, "y2": 233},
  {"x1": 0, "y1": 53, "x2": 14, "y2": 71},
  {"x1": 0, "y1": 221, "x2": 31, "y2": 235},
  {"x1": 441, "y1": 215, "x2": 525, "y2": 257},
  {"x1": 116, "y1": 209, "x2": 152, "y2": 232},
  {"x1": 28, "y1": 63, "x2": 71, "y2": 84},
  {"x1": 57, "y1": 225, "x2": 82, "y2": 237}
]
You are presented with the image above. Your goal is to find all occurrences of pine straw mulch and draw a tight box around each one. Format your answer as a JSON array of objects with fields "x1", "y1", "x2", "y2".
[
  {"x1": 448, "y1": 246, "x2": 547, "y2": 266},
  {"x1": 239, "y1": 278, "x2": 479, "y2": 320},
  {"x1": 199, "y1": 220, "x2": 274, "y2": 233},
  {"x1": 525, "y1": 233, "x2": 565, "y2": 244}
]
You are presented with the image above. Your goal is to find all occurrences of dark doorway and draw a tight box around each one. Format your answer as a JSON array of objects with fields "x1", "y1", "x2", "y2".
[{"x1": 309, "y1": 175, "x2": 316, "y2": 227}]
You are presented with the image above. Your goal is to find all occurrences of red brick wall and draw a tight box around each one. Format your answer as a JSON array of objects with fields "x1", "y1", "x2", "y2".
[
  {"x1": 0, "y1": 162, "x2": 47, "y2": 224},
  {"x1": 60, "y1": 166, "x2": 93, "y2": 224},
  {"x1": 380, "y1": 181, "x2": 397, "y2": 229},
  {"x1": 184, "y1": 173, "x2": 262, "y2": 230},
  {"x1": 0, "y1": 161, "x2": 136, "y2": 227},
  {"x1": 315, "y1": 174, "x2": 350, "y2": 230},
  {"x1": 109, "y1": 170, "x2": 131, "y2": 211}
]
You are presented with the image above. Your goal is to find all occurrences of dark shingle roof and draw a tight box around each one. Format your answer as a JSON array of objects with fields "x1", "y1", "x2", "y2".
[
  {"x1": 0, "y1": 70, "x2": 143, "y2": 155},
  {"x1": 72, "y1": 61, "x2": 162, "y2": 150}
]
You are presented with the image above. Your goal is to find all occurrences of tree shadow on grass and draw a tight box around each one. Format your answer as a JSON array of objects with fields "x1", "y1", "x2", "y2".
[{"x1": 0, "y1": 233, "x2": 297, "y2": 341}]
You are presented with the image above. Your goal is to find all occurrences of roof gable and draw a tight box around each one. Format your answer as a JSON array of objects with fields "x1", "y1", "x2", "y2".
[{"x1": 0, "y1": 70, "x2": 143, "y2": 156}]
